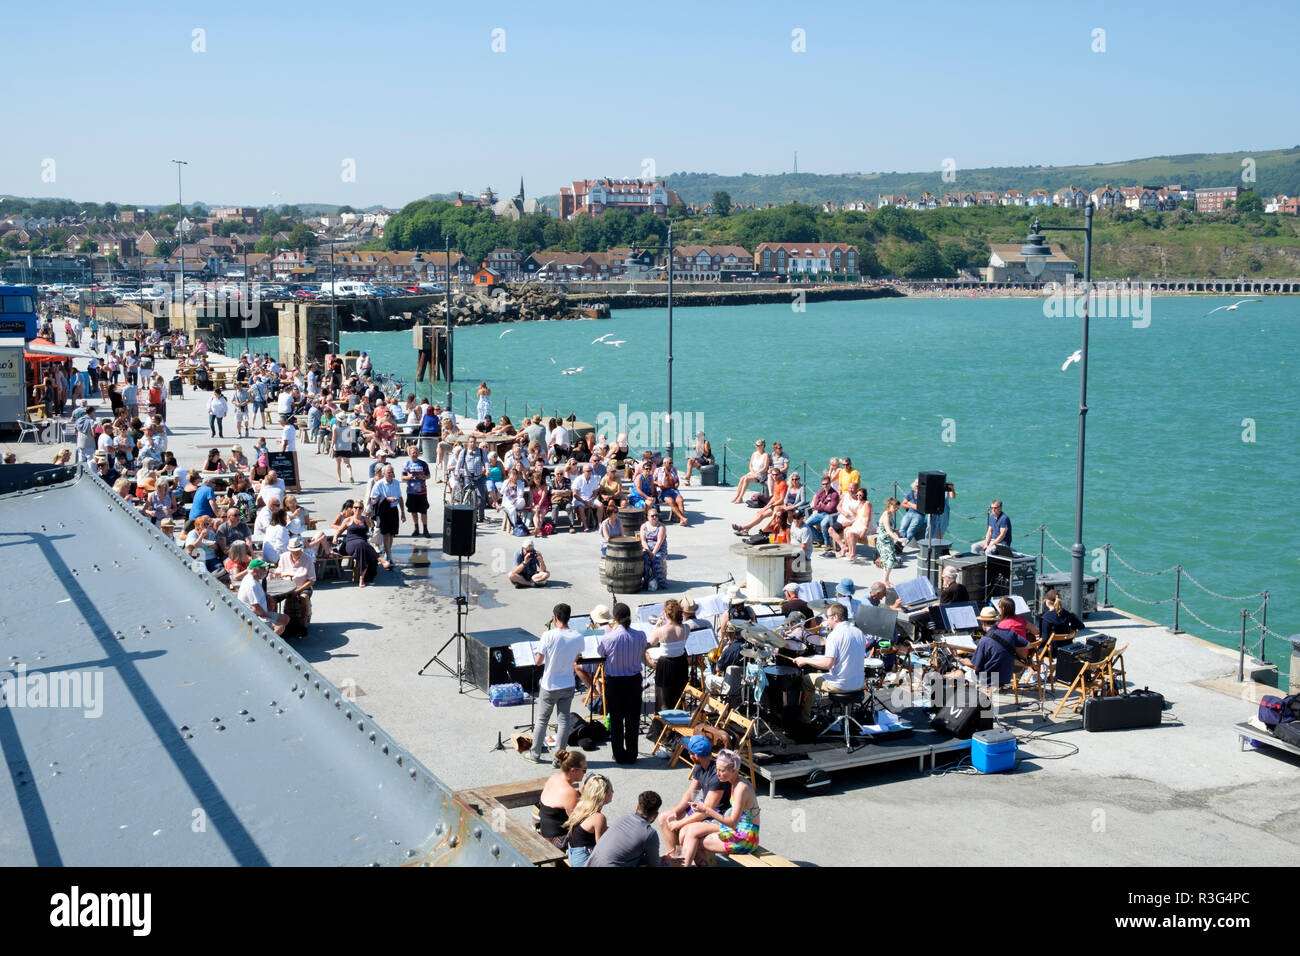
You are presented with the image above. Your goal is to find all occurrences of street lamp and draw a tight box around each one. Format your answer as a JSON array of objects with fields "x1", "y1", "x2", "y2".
[
  {"x1": 1020, "y1": 203, "x2": 1095, "y2": 619},
  {"x1": 170, "y1": 159, "x2": 188, "y2": 331},
  {"x1": 628, "y1": 220, "x2": 676, "y2": 461},
  {"x1": 411, "y1": 248, "x2": 426, "y2": 391},
  {"x1": 443, "y1": 237, "x2": 454, "y2": 410}
]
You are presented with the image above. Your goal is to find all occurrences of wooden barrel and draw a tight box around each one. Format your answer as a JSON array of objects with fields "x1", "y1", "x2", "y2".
[
  {"x1": 618, "y1": 505, "x2": 646, "y2": 539},
  {"x1": 784, "y1": 553, "x2": 812, "y2": 585},
  {"x1": 600, "y1": 536, "x2": 644, "y2": 593}
]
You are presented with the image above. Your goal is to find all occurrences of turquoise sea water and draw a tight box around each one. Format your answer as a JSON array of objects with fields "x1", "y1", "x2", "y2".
[{"x1": 243, "y1": 295, "x2": 1300, "y2": 669}]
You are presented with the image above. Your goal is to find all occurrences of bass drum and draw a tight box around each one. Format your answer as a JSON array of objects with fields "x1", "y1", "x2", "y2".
[{"x1": 760, "y1": 665, "x2": 802, "y2": 730}]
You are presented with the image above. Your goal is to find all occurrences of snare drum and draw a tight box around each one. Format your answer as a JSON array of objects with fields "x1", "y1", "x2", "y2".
[{"x1": 863, "y1": 658, "x2": 886, "y2": 683}]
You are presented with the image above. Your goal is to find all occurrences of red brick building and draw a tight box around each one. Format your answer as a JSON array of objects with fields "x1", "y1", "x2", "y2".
[
  {"x1": 1195, "y1": 186, "x2": 1243, "y2": 213},
  {"x1": 559, "y1": 178, "x2": 677, "y2": 218}
]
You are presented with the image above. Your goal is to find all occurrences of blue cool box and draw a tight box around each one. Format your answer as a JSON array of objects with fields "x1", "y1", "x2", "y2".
[{"x1": 971, "y1": 729, "x2": 1016, "y2": 773}]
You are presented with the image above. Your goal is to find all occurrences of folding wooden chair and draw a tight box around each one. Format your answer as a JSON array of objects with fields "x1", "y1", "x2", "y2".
[
  {"x1": 1053, "y1": 642, "x2": 1129, "y2": 718},
  {"x1": 655, "y1": 687, "x2": 729, "y2": 770},
  {"x1": 722, "y1": 710, "x2": 758, "y2": 788},
  {"x1": 1009, "y1": 639, "x2": 1049, "y2": 705}
]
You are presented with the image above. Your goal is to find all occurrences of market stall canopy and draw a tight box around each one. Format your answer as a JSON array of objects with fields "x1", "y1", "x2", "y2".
[{"x1": 24, "y1": 337, "x2": 98, "y2": 362}]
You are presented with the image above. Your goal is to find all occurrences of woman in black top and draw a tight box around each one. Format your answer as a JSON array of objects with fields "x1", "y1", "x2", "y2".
[
  {"x1": 1039, "y1": 589, "x2": 1084, "y2": 657},
  {"x1": 537, "y1": 751, "x2": 587, "y2": 848}
]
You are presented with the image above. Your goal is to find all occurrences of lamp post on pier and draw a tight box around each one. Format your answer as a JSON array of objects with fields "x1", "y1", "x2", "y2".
[
  {"x1": 628, "y1": 220, "x2": 676, "y2": 461},
  {"x1": 1020, "y1": 202, "x2": 1094, "y2": 620}
]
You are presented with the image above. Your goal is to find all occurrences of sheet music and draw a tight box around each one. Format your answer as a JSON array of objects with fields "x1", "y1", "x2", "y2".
[
  {"x1": 994, "y1": 594, "x2": 1031, "y2": 615},
  {"x1": 695, "y1": 595, "x2": 728, "y2": 618},
  {"x1": 569, "y1": 614, "x2": 591, "y2": 632},
  {"x1": 797, "y1": 582, "x2": 823, "y2": 603},
  {"x1": 684, "y1": 628, "x2": 718, "y2": 656},
  {"x1": 866, "y1": 711, "x2": 910, "y2": 734},
  {"x1": 636, "y1": 602, "x2": 665, "y2": 623},
  {"x1": 582, "y1": 633, "x2": 604, "y2": 657},
  {"x1": 944, "y1": 605, "x2": 979, "y2": 631},
  {"x1": 945, "y1": 634, "x2": 978, "y2": 651},
  {"x1": 894, "y1": 576, "x2": 937, "y2": 607},
  {"x1": 509, "y1": 641, "x2": 541, "y2": 664}
]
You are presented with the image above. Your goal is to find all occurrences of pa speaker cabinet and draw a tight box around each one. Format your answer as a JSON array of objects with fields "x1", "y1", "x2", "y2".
[
  {"x1": 1037, "y1": 572, "x2": 1098, "y2": 617},
  {"x1": 463, "y1": 627, "x2": 531, "y2": 693},
  {"x1": 442, "y1": 504, "x2": 477, "y2": 556},
  {"x1": 917, "y1": 471, "x2": 947, "y2": 515}
]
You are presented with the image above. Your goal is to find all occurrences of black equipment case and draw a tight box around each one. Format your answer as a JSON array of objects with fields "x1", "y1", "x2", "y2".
[{"x1": 1082, "y1": 688, "x2": 1164, "y2": 732}]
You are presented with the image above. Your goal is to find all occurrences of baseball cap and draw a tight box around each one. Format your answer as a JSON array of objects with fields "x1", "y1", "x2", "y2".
[
  {"x1": 248, "y1": 559, "x2": 269, "y2": 569},
  {"x1": 684, "y1": 735, "x2": 712, "y2": 757},
  {"x1": 782, "y1": 581, "x2": 800, "y2": 593}
]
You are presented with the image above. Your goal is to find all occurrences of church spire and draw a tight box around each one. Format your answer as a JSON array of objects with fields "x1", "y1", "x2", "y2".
[{"x1": 519, "y1": 176, "x2": 525, "y2": 201}]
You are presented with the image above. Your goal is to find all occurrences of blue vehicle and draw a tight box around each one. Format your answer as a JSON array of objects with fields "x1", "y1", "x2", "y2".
[{"x1": 0, "y1": 286, "x2": 38, "y2": 339}]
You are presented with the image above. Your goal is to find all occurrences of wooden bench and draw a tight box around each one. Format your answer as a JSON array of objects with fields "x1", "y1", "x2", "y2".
[
  {"x1": 730, "y1": 845, "x2": 798, "y2": 867},
  {"x1": 454, "y1": 776, "x2": 566, "y2": 867}
]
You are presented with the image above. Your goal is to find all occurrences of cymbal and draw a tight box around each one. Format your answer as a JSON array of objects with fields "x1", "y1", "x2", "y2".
[
  {"x1": 743, "y1": 625, "x2": 783, "y2": 648},
  {"x1": 739, "y1": 647, "x2": 767, "y2": 660}
]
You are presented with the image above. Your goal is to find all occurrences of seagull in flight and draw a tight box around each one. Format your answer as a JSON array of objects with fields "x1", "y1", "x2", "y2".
[
  {"x1": 549, "y1": 356, "x2": 556, "y2": 364},
  {"x1": 498, "y1": 328, "x2": 514, "y2": 339},
  {"x1": 1206, "y1": 299, "x2": 1261, "y2": 315},
  {"x1": 591, "y1": 333, "x2": 612, "y2": 344},
  {"x1": 1061, "y1": 350, "x2": 1082, "y2": 371},
  {"x1": 606, "y1": 340, "x2": 626, "y2": 348}
]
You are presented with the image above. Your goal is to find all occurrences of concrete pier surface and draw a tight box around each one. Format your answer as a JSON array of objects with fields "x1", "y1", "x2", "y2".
[{"x1": 8, "y1": 355, "x2": 1297, "y2": 867}]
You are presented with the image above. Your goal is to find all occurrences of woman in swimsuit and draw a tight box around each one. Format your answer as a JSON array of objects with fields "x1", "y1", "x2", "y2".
[
  {"x1": 679, "y1": 749, "x2": 760, "y2": 865},
  {"x1": 729, "y1": 438, "x2": 770, "y2": 504}
]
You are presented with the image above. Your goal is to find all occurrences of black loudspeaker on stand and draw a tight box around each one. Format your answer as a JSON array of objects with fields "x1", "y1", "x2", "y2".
[
  {"x1": 420, "y1": 505, "x2": 479, "y2": 690},
  {"x1": 917, "y1": 470, "x2": 947, "y2": 590},
  {"x1": 442, "y1": 504, "x2": 477, "y2": 557}
]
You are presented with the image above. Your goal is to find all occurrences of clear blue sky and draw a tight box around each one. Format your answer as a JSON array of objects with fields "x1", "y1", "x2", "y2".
[{"x1": 4, "y1": 0, "x2": 1297, "y2": 208}]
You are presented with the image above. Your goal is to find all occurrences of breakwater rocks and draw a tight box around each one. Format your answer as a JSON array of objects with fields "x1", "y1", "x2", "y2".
[{"x1": 433, "y1": 283, "x2": 602, "y2": 324}]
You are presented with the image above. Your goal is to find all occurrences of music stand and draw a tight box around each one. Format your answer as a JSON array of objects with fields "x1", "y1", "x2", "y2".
[{"x1": 420, "y1": 554, "x2": 468, "y2": 692}]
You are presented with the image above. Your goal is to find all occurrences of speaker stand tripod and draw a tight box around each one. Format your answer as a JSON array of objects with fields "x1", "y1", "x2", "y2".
[{"x1": 420, "y1": 555, "x2": 468, "y2": 693}]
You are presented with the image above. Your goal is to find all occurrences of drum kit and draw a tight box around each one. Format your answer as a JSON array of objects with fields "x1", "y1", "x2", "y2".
[{"x1": 721, "y1": 620, "x2": 900, "y2": 744}]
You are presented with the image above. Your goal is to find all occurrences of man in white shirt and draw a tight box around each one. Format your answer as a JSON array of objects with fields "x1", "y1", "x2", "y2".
[
  {"x1": 257, "y1": 469, "x2": 286, "y2": 506},
  {"x1": 280, "y1": 416, "x2": 298, "y2": 452},
  {"x1": 276, "y1": 387, "x2": 294, "y2": 420},
  {"x1": 792, "y1": 602, "x2": 866, "y2": 721},
  {"x1": 527, "y1": 603, "x2": 587, "y2": 764},
  {"x1": 238, "y1": 559, "x2": 289, "y2": 635},
  {"x1": 571, "y1": 463, "x2": 601, "y2": 532}
]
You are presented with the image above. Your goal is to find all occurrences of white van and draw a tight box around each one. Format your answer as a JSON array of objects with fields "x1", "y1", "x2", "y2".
[{"x1": 320, "y1": 280, "x2": 377, "y2": 298}]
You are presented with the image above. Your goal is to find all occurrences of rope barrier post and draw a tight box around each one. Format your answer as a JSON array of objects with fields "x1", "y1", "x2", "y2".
[
  {"x1": 1038, "y1": 525, "x2": 1045, "y2": 578},
  {"x1": 1172, "y1": 566, "x2": 1182, "y2": 634},
  {"x1": 722, "y1": 444, "x2": 728, "y2": 485},
  {"x1": 1103, "y1": 543, "x2": 1111, "y2": 607},
  {"x1": 1238, "y1": 610, "x2": 1248, "y2": 682},
  {"x1": 801, "y1": 460, "x2": 807, "y2": 488},
  {"x1": 1258, "y1": 591, "x2": 1269, "y2": 664},
  {"x1": 892, "y1": 481, "x2": 899, "y2": 501}
]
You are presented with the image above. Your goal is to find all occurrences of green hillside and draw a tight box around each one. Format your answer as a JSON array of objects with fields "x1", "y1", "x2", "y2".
[{"x1": 662, "y1": 148, "x2": 1300, "y2": 207}]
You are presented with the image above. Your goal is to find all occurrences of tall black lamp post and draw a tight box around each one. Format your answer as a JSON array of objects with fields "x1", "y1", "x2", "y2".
[
  {"x1": 628, "y1": 220, "x2": 676, "y2": 461},
  {"x1": 1020, "y1": 202, "x2": 1094, "y2": 619}
]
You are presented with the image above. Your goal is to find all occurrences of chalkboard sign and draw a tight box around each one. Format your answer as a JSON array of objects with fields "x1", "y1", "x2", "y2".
[{"x1": 264, "y1": 450, "x2": 301, "y2": 492}]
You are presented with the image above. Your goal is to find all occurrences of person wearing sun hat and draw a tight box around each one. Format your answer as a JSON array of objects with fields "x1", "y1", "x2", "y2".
[
  {"x1": 237, "y1": 558, "x2": 289, "y2": 635},
  {"x1": 833, "y1": 577, "x2": 860, "y2": 617},
  {"x1": 958, "y1": 605, "x2": 1028, "y2": 690},
  {"x1": 575, "y1": 603, "x2": 614, "y2": 709},
  {"x1": 275, "y1": 535, "x2": 317, "y2": 626},
  {"x1": 659, "y1": 733, "x2": 730, "y2": 862}
]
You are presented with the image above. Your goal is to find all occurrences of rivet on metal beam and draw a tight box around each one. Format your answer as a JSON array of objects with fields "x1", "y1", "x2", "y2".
[{"x1": 490, "y1": 845, "x2": 500, "y2": 857}]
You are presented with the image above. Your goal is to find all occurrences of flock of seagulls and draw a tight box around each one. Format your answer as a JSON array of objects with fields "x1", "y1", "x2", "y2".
[
  {"x1": 1206, "y1": 298, "x2": 1261, "y2": 315},
  {"x1": 498, "y1": 329, "x2": 629, "y2": 374}
]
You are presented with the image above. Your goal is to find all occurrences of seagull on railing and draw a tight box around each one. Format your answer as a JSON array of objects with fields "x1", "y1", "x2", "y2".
[
  {"x1": 1061, "y1": 350, "x2": 1082, "y2": 371},
  {"x1": 1206, "y1": 299, "x2": 1261, "y2": 315}
]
